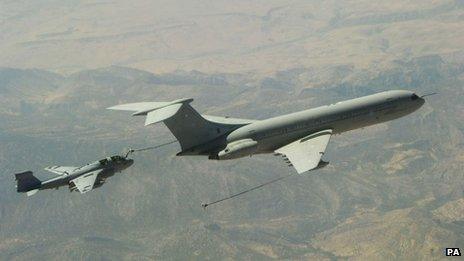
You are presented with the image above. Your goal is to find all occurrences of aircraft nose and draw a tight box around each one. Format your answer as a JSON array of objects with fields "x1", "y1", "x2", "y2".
[
  {"x1": 410, "y1": 93, "x2": 425, "y2": 108},
  {"x1": 418, "y1": 97, "x2": 425, "y2": 107},
  {"x1": 125, "y1": 159, "x2": 134, "y2": 167}
]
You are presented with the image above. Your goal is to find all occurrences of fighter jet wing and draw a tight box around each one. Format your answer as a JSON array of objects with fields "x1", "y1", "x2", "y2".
[
  {"x1": 44, "y1": 166, "x2": 78, "y2": 176},
  {"x1": 70, "y1": 170, "x2": 101, "y2": 194},
  {"x1": 275, "y1": 129, "x2": 332, "y2": 174}
]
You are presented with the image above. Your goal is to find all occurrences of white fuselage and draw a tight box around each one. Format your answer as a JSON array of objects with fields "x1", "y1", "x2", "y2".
[{"x1": 223, "y1": 90, "x2": 424, "y2": 156}]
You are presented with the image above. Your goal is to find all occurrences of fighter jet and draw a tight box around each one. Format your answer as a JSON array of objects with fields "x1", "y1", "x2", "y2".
[
  {"x1": 15, "y1": 155, "x2": 133, "y2": 196},
  {"x1": 108, "y1": 90, "x2": 427, "y2": 174}
]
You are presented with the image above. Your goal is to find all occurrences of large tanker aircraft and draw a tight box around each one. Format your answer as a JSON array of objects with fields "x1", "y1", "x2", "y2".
[{"x1": 109, "y1": 90, "x2": 427, "y2": 174}]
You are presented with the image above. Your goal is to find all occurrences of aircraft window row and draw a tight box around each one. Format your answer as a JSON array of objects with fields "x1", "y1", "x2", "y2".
[
  {"x1": 374, "y1": 103, "x2": 396, "y2": 112},
  {"x1": 259, "y1": 102, "x2": 399, "y2": 140}
]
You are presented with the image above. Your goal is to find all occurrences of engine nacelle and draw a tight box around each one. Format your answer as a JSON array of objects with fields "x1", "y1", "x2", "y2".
[
  {"x1": 315, "y1": 160, "x2": 329, "y2": 170},
  {"x1": 216, "y1": 139, "x2": 258, "y2": 160}
]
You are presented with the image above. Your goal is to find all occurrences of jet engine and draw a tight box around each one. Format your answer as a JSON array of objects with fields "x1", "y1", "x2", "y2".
[
  {"x1": 216, "y1": 139, "x2": 258, "y2": 160},
  {"x1": 315, "y1": 160, "x2": 329, "y2": 169}
]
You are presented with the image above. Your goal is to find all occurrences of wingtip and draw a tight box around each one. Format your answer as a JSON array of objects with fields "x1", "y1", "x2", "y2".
[{"x1": 106, "y1": 105, "x2": 123, "y2": 110}]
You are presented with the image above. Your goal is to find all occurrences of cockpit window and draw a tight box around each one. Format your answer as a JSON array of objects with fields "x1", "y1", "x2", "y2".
[
  {"x1": 99, "y1": 159, "x2": 108, "y2": 165},
  {"x1": 411, "y1": 94, "x2": 419, "y2": 100},
  {"x1": 110, "y1": 156, "x2": 124, "y2": 162}
]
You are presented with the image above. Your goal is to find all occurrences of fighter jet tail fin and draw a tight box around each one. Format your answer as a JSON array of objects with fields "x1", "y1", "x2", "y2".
[{"x1": 15, "y1": 171, "x2": 41, "y2": 194}]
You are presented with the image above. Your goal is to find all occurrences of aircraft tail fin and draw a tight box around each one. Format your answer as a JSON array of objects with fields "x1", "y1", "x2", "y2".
[
  {"x1": 108, "y1": 98, "x2": 253, "y2": 152},
  {"x1": 15, "y1": 171, "x2": 41, "y2": 195}
]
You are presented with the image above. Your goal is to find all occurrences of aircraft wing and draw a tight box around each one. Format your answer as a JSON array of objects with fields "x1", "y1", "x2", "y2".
[
  {"x1": 44, "y1": 166, "x2": 78, "y2": 176},
  {"x1": 275, "y1": 129, "x2": 332, "y2": 174},
  {"x1": 70, "y1": 170, "x2": 101, "y2": 194}
]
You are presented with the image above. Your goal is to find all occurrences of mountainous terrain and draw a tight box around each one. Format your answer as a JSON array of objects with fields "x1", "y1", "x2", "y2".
[
  {"x1": 1, "y1": 0, "x2": 463, "y2": 260},
  {"x1": 1, "y1": 56, "x2": 463, "y2": 260}
]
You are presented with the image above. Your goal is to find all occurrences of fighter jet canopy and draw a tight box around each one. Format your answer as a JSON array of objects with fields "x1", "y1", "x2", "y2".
[{"x1": 110, "y1": 155, "x2": 126, "y2": 162}]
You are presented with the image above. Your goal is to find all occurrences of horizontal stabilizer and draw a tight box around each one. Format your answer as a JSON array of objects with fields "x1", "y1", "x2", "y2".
[
  {"x1": 107, "y1": 102, "x2": 169, "y2": 113},
  {"x1": 108, "y1": 98, "x2": 194, "y2": 126},
  {"x1": 107, "y1": 98, "x2": 193, "y2": 116},
  {"x1": 109, "y1": 98, "x2": 255, "y2": 151},
  {"x1": 145, "y1": 103, "x2": 183, "y2": 126}
]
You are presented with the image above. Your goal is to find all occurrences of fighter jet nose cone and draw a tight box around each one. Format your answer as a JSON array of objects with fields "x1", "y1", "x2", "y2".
[{"x1": 126, "y1": 159, "x2": 134, "y2": 167}]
